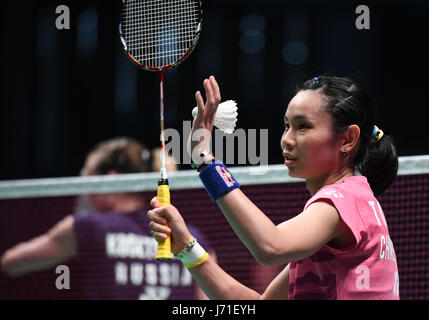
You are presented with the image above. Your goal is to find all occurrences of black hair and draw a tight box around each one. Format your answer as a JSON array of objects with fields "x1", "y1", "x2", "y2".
[
  {"x1": 89, "y1": 137, "x2": 151, "y2": 175},
  {"x1": 296, "y1": 75, "x2": 398, "y2": 196}
]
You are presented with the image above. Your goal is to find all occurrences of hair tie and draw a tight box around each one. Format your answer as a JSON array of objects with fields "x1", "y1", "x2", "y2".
[
  {"x1": 372, "y1": 125, "x2": 384, "y2": 141},
  {"x1": 313, "y1": 77, "x2": 319, "y2": 84}
]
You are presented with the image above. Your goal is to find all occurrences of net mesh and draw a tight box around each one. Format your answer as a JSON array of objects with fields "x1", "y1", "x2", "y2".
[
  {"x1": 0, "y1": 156, "x2": 428, "y2": 299},
  {"x1": 121, "y1": 0, "x2": 201, "y2": 68}
]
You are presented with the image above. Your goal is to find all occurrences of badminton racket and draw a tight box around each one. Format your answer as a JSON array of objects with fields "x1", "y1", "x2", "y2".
[{"x1": 119, "y1": 0, "x2": 203, "y2": 260}]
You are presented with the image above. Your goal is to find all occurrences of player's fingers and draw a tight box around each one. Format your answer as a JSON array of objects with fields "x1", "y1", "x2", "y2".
[
  {"x1": 147, "y1": 209, "x2": 168, "y2": 225},
  {"x1": 209, "y1": 75, "x2": 221, "y2": 105},
  {"x1": 149, "y1": 220, "x2": 171, "y2": 234},
  {"x1": 203, "y1": 78, "x2": 216, "y2": 107},
  {"x1": 151, "y1": 230, "x2": 169, "y2": 241},
  {"x1": 150, "y1": 205, "x2": 179, "y2": 222},
  {"x1": 195, "y1": 91, "x2": 205, "y2": 114},
  {"x1": 150, "y1": 196, "x2": 160, "y2": 208}
]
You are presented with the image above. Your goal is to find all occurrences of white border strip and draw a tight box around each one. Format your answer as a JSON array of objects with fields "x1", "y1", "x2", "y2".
[
  {"x1": 0, "y1": 155, "x2": 428, "y2": 199},
  {"x1": 396, "y1": 154, "x2": 429, "y2": 175}
]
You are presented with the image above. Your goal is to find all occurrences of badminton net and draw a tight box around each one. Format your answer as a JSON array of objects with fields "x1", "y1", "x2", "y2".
[{"x1": 0, "y1": 155, "x2": 428, "y2": 299}]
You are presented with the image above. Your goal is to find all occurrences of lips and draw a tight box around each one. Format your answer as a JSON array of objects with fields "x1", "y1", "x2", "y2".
[
  {"x1": 283, "y1": 152, "x2": 298, "y2": 166},
  {"x1": 283, "y1": 152, "x2": 297, "y2": 160}
]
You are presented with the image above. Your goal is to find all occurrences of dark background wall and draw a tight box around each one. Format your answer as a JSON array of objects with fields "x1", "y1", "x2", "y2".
[{"x1": 1, "y1": 0, "x2": 428, "y2": 180}]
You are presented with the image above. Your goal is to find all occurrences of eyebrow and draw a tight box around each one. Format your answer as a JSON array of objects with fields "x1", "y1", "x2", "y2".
[{"x1": 284, "y1": 115, "x2": 312, "y2": 122}]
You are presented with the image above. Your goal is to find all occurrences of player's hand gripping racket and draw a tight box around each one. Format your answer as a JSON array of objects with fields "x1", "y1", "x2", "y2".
[{"x1": 119, "y1": 0, "x2": 203, "y2": 260}]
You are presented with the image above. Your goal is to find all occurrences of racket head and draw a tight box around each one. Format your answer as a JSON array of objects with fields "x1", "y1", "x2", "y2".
[{"x1": 119, "y1": 0, "x2": 202, "y2": 72}]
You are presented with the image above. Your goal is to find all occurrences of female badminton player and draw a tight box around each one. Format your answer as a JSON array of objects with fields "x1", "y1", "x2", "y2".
[{"x1": 148, "y1": 75, "x2": 400, "y2": 299}]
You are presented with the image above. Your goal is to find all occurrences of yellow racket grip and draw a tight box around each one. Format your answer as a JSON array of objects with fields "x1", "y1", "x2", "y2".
[{"x1": 156, "y1": 180, "x2": 173, "y2": 260}]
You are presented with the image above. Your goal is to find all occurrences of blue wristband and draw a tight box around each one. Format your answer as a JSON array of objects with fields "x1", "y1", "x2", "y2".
[{"x1": 199, "y1": 161, "x2": 240, "y2": 202}]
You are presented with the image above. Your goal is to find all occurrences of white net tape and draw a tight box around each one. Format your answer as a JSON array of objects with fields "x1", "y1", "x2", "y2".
[{"x1": 0, "y1": 155, "x2": 428, "y2": 199}]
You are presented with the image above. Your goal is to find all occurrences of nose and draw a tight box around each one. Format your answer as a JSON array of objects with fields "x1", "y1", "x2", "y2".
[{"x1": 280, "y1": 128, "x2": 295, "y2": 151}]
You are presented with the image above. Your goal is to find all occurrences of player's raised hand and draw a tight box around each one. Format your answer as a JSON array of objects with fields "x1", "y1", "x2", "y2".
[{"x1": 188, "y1": 76, "x2": 221, "y2": 158}]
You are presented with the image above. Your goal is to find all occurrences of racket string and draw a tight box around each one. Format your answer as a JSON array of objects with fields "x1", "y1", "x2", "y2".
[{"x1": 121, "y1": 0, "x2": 201, "y2": 68}]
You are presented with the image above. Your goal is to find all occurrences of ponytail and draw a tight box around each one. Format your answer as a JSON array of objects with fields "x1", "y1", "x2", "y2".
[{"x1": 357, "y1": 135, "x2": 398, "y2": 196}]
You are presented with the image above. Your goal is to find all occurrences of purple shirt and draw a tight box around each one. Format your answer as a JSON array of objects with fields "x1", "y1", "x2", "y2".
[{"x1": 73, "y1": 208, "x2": 208, "y2": 299}]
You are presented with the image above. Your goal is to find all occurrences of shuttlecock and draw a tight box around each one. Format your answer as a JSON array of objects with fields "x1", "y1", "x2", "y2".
[{"x1": 192, "y1": 100, "x2": 238, "y2": 134}]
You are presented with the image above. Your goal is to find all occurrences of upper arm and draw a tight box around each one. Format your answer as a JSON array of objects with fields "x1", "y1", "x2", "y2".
[
  {"x1": 1, "y1": 215, "x2": 77, "y2": 277},
  {"x1": 268, "y1": 201, "x2": 342, "y2": 265}
]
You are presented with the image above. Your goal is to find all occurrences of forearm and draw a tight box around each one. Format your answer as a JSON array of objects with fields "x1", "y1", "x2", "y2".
[
  {"x1": 1, "y1": 236, "x2": 66, "y2": 277},
  {"x1": 188, "y1": 256, "x2": 260, "y2": 300},
  {"x1": 1, "y1": 216, "x2": 76, "y2": 277},
  {"x1": 216, "y1": 189, "x2": 281, "y2": 265},
  {"x1": 260, "y1": 264, "x2": 290, "y2": 300}
]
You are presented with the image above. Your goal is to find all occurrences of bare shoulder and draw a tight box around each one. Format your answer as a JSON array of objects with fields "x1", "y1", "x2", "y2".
[
  {"x1": 304, "y1": 200, "x2": 355, "y2": 250},
  {"x1": 303, "y1": 200, "x2": 341, "y2": 223},
  {"x1": 282, "y1": 200, "x2": 341, "y2": 234}
]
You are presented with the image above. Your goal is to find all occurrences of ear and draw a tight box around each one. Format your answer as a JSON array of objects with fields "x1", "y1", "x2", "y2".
[{"x1": 341, "y1": 124, "x2": 360, "y2": 154}]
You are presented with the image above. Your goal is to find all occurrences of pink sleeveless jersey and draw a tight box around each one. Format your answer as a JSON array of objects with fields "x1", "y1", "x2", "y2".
[{"x1": 288, "y1": 176, "x2": 399, "y2": 300}]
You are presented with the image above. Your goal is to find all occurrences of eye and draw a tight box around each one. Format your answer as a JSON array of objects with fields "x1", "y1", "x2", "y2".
[
  {"x1": 284, "y1": 122, "x2": 290, "y2": 130},
  {"x1": 298, "y1": 123, "x2": 310, "y2": 130}
]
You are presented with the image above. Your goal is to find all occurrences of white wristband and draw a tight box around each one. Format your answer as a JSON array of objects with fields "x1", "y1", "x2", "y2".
[{"x1": 174, "y1": 236, "x2": 209, "y2": 268}]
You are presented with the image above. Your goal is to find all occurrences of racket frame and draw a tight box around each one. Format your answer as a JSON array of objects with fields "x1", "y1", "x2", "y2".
[{"x1": 118, "y1": 0, "x2": 202, "y2": 72}]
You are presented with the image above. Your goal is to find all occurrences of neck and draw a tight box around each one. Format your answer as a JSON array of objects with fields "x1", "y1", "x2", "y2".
[{"x1": 306, "y1": 167, "x2": 355, "y2": 196}]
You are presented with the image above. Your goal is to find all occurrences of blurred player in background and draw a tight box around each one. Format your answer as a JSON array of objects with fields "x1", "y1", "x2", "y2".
[
  {"x1": 150, "y1": 147, "x2": 178, "y2": 173},
  {"x1": 1, "y1": 137, "x2": 212, "y2": 299}
]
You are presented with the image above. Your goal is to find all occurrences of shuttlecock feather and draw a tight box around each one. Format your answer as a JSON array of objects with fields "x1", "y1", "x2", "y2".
[{"x1": 192, "y1": 100, "x2": 238, "y2": 134}]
